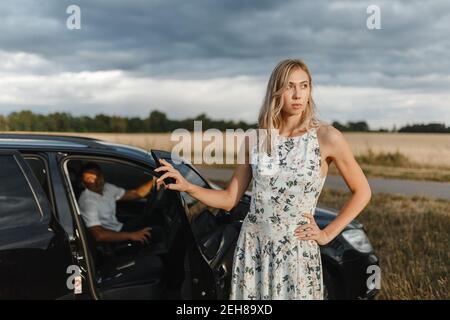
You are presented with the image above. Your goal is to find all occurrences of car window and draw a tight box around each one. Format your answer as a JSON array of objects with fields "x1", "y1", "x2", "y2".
[
  {"x1": 0, "y1": 155, "x2": 52, "y2": 249},
  {"x1": 165, "y1": 159, "x2": 209, "y2": 207},
  {"x1": 66, "y1": 158, "x2": 155, "y2": 224},
  {"x1": 24, "y1": 157, "x2": 52, "y2": 206}
]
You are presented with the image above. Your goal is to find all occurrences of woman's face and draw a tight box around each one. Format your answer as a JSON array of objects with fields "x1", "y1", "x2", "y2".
[{"x1": 281, "y1": 68, "x2": 311, "y2": 116}]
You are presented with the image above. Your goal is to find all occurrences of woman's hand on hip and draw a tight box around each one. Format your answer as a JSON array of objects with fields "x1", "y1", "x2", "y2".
[{"x1": 294, "y1": 213, "x2": 330, "y2": 245}]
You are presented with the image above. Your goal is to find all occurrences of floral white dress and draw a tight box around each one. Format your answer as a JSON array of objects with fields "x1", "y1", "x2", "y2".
[{"x1": 229, "y1": 127, "x2": 327, "y2": 300}]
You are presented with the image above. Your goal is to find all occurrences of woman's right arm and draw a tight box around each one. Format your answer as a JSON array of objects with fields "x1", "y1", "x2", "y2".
[
  {"x1": 155, "y1": 139, "x2": 253, "y2": 211},
  {"x1": 185, "y1": 162, "x2": 252, "y2": 211}
]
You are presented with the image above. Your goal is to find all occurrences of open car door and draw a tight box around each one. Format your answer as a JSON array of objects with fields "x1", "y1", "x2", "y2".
[{"x1": 151, "y1": 149, "x2": 245, "y2": 299}]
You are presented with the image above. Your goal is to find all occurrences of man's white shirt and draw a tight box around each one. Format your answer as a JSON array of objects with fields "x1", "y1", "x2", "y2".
[{"x1": 78, "y1": 182, "x2": 126, "y2": 231}]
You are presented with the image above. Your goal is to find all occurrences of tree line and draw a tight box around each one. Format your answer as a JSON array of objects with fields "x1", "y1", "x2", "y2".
[
  {"x1": 0, "y1": 110, "x2": 255, "y2": 133},
  {"x1": 0, "y1": 110, "x2": 448, "y2": 133}
]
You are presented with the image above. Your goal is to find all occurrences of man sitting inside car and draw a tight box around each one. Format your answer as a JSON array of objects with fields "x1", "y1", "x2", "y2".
[{"x1": 78, "y1": 162, "x2": 161, "y2": 245}]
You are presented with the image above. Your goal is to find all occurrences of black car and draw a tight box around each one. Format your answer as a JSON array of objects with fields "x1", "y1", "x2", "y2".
[{"x1": 0, "y1": 134, "x2": 379, "y2": 300}]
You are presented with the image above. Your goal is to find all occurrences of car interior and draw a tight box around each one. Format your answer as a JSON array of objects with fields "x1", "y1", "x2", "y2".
[{"x1": 66, "y1": 158, "x2": 192, "y2": 299}]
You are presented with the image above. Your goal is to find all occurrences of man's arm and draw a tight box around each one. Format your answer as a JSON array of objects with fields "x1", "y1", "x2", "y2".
[
  {"x1": 89, "y1": 225, "x2": 152, "y2": 244},
  {"x1": 120, "y1": 177, "x2": 157, "y2": 201}
]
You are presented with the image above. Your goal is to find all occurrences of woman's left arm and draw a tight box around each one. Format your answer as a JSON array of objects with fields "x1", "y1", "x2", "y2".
[
  {"x1": 321, "y1": 126, "x2": 372, "y2": 243},
  {"x1": 295, "y1": 126, "x2": 372, "y2": 245}
]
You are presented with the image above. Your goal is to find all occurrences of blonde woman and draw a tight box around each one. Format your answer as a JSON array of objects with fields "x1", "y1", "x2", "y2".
[{"x1": 155, "y1": 59, "x2": 372, "y2": 300}]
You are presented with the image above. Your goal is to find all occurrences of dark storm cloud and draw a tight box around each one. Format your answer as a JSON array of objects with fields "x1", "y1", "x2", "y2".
[
  {"x1": 1, "y1": 0, "x2": 449, "y2": 88},
  {"x1": 0, "y1": 0, "x2": 449, "y2": 128}
]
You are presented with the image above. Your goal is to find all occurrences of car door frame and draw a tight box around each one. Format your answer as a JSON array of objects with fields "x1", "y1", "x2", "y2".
[{"x1": 59, "y1": 153, "x2": 187, "y2": 298}]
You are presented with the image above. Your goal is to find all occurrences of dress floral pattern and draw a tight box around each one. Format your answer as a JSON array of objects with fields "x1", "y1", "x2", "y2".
[{"x1": 230, "y1": 127, "x2": 327, "y2": 300}]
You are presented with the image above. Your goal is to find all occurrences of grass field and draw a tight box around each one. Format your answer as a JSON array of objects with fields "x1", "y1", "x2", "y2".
[
  {"x1": 4, "y1": 131, "x2": 450, "y2": 182},
  {"x1": 211, "y1": 178, "x2": 450, "y2": 300},
  {"x1": 317, "y1": 187, "x2": 450, "y2": 300},
  {"x1": 5, "y1": 131, "x2": 449, "y2": 165}
]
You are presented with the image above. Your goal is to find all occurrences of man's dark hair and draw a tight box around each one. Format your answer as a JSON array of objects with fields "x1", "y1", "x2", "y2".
[{"x1": 81, "y1": 162, "x2": 102, "y2": 175}]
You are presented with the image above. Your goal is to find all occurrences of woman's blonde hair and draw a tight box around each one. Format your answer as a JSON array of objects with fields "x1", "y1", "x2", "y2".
[{"x1": 257, "y1": 59, "x2": 322, "y2": 154}]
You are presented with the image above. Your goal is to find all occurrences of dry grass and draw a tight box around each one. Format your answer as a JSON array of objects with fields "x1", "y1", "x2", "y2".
[
  {"x1": 317, "y1": 188, "x2": 450, "y2": 300},
  {"x1": 328, "y1": 163, "x2": 450, "y2": 183},
  {"x1": 344, "y1": 132, "x2": 450, "y2": 169},
  {"x1": 208, "y1": 180, "x2": 450, "y2": 299},
  {"x1": 4, "y1": 131, "x2": 450, "y2": 181},
  {"x1": 5, "y1": 131, "x2": 450, "y2": 166}
]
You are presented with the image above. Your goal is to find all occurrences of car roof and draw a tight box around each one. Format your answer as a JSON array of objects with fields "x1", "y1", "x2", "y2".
[
  {"x1": 0, "y1": 133, "x2": 107, "y2": 148},
  {"x1": 0, "y1": 133, "x2": 210, "y2": 186},
  {"x1": 0, "y1": 133, "x2": 154, "y2": 163}
]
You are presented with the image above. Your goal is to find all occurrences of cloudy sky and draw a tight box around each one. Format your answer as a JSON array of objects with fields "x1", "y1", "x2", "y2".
[{"x1": 1, "y1": 0, "x2": 449, "y2": 129}]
